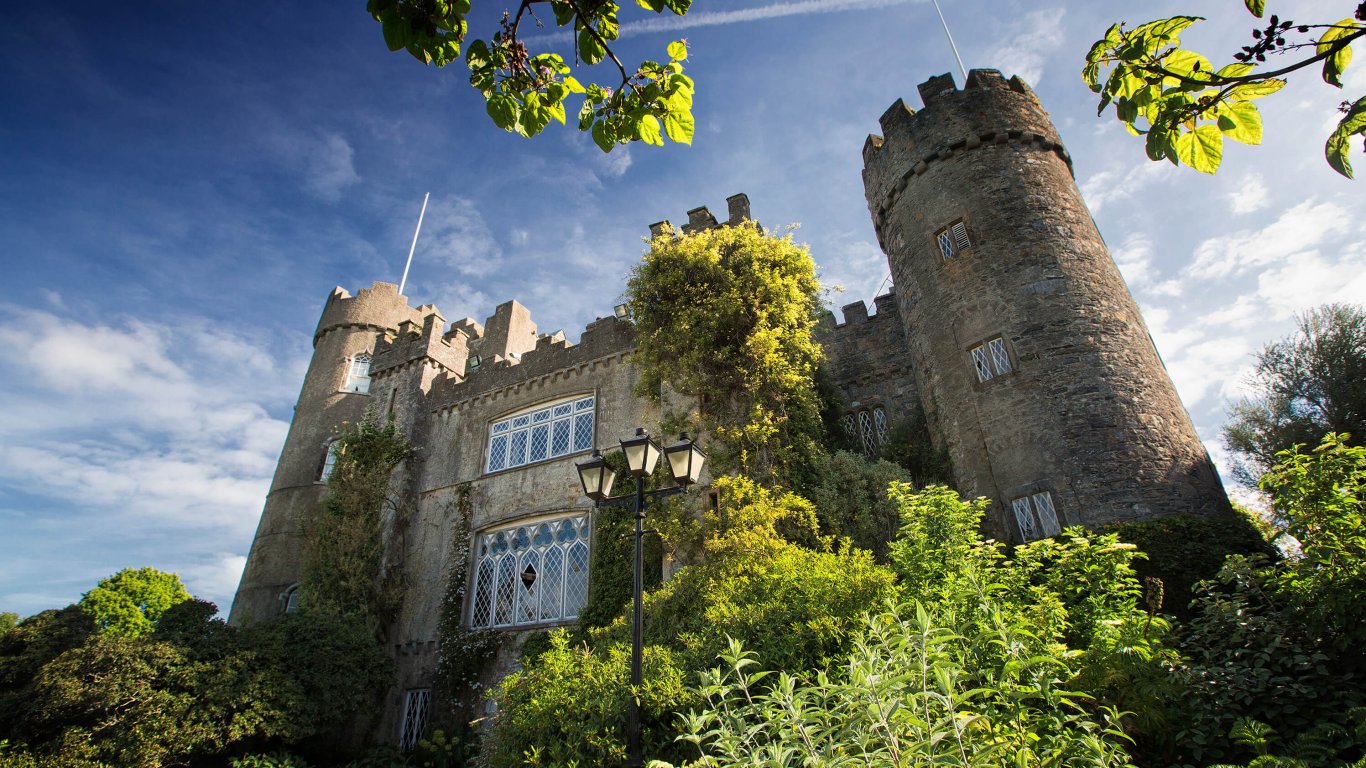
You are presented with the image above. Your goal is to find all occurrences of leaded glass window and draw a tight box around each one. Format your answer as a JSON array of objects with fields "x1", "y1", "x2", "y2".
[
  {"x1": 399, "y1": 688, "x2": 430, "y2": 751},
  {"x1": 344, "y1": 354, "x2": 372, "y2": 394},
  {"x1": 873, "y1": 408, "x2": 888, "y2": 443},
  {"x1": 970, "y1": 337, "x2": 1012, "y2": 382},
  {"x1": 486, "y1": 395, "x2": 595, "y2": 473},
  {"x1": 1011, "y1": 490, "x2": 1062, "y2": 542},
  {"x1": 858, "y1": 410, "x2": 877, "y2": 457},
  {"x1": 936, "y1": 219, "x2": 971, "y2": 260},
  {"x1": 469, "y1": 514, "x2": 591, "y2": 628}
]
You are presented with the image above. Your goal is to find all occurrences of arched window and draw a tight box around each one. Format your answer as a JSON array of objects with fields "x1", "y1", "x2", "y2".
[
  {"x1": 280, "y1": 584, "x2": 300, "y2": 614},
  {"x1": 846, "y1": 406, "x2": 891, "y2": 458},
  {"x1": 469, "y1": 514, "x2": 591, "y2": 629},
  {"x1": 343, "y1": 354, "x2": 372, "y2": 394}
]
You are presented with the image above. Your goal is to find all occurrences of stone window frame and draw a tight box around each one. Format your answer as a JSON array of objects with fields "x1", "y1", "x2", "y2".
[
  {"x1": 968, "y1": 336, "x2": 1015, "y2": 384},
  {"x1": 467, "y1": 511, "x2": 593, "y2": 630},
  {"x1": 484, "y1": 393, "x2": 596, "y2": 475},
  {"x1": 1008, "y1": 487, "x2": 1063, "y2": 543},
  {"x1": 934, "y1": 218, "x2": 973, "y2": 261},
  {"x1": 398, "y1": 688, "x2": 431, "y2": 751},
  {"x1": 342, "y1": 353, "x2": 372, "y2": 394}
]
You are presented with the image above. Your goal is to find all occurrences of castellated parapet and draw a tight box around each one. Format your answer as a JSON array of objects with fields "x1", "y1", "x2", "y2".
[
  {"x1": 862, "y1": 69, "x2": 1229, "y2": 539},
  {"x1": 816, "y1": 291, "x2": 920, "y2": 431}
]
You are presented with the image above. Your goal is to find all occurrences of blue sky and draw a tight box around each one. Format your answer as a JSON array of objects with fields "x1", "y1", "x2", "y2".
[{"x1": 2, "y1": 0, "x2": 1363, "y2": 617}]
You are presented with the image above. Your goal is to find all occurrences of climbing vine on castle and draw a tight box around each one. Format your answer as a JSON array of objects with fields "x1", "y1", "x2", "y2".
[
  {"x1": 626, "y1": 221, "x2": 826, "y2": 487},
  {"x1": 300, "y1": 416, "x2": 415, "y2": 638}
]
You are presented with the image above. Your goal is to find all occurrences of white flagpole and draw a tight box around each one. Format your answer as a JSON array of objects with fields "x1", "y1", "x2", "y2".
[
  {"x1": 398, "y1": 192, "x2": 430, "y2": 296},
  {"x1": 930, "y1": 0, "x2": 969, "y2": 83}
]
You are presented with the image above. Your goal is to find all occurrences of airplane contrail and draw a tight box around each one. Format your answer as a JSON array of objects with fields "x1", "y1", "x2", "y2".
[{"x1": 527, "y1": 0, "x2": 924, "y2": 44}]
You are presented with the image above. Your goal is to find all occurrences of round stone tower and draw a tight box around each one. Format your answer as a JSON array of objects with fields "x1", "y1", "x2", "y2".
[
  {"x1": 862, "y1": 69, "x2": 1230, "y2": 541},
  {"x1": 229, "y1": 282, "x2": 424, "y2": 623}
]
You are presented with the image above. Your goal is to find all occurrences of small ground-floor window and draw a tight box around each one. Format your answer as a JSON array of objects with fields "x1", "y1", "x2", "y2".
[{"x1": 399, "y1": 688, "x2": 430, "y2": 751}]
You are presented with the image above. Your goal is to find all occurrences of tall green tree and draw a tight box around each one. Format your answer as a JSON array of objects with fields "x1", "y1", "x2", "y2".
[
  {"x1": 1224, "y1": 303, "x2": 1366, "y2": 483},
  {"x1": 76, "y1": 568, "x2": 190, "y2": 638},
  {"x1": 1084, "y1": 3, "x2": 1366, "y2": 176},
  {"x1": 368, "y1": 0, "x2": 696, "y2": 150}
]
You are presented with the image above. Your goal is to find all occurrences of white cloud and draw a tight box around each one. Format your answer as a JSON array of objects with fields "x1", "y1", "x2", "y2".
[
  {"x1": 1080, "y1": 160, "x2": 1176, "y2": 213},
  {"x1": 1185, "y1": 200, "x2": 1352, "y2": 280},
  {"x1": 179, "y1": 553, "x2": 248, "y2": 611},
  {"x1": 1254, "y1": 249, "x2": 1366, "y2": 315},
  {"x1": 1112, "y1": 232, "x2": 1155, "y2": 289},
  {"x1": 0, "y1": 306, "x2": 299, "y2": 612},
  {"x1": 1227, "y1": 172, "x2": 1269, "y2": 215},
  {"x1": 986, "y1": 8, "x2": 1065, "y2": 85},
  {"x1": 422, "y1": 197, "x2": 504, "y2": 278},
  {"x1": 301, "y1": 132, "x2": 361, "y2": 202}
]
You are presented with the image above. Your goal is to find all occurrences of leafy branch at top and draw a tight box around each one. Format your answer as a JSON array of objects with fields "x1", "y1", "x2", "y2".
[
  {"x1": 1083, "y1": 3, "x2": 1366, "y2": 177},
  {"x1": 368, "y1": 0, "x2": 696, "y2": 151}
]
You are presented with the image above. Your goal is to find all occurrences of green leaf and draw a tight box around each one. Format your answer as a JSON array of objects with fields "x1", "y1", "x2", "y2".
[
  {"x1": 1176, "y1": 124, "x2": 1224, "y2": 173},
  {"x1": 579, "y1": 29, "x2": 606, "y2": 64},
  {"x1": 638, "y1": 113, "x2": 664, "y2": 146},
  {"x1": 451, "y1": 0, "x2": 471, "y2": 13},
  {"x1": 1325, "y1": 95, "x2": 1366, "y2": 179},
  {"x1": 636, "y1": 0, "x2": 665, "y2": 10},
  {"x1": 1216, "y1": 100, "x2": 1263, "y2": 145},
  {"x1": 1215, "y1": 62, "x2": 1255, "y2": 79},
  {"x1": 1145, "y1": 125, "x2": 1178, "y2": 164},
  {"x1": 591, "y1": 120, "x2": 615, "y2": 152},
  {"x1": 465, "y1": 39, "x2": 490, "y2": 69},
  {"x1": 1243, "y1": 0, "x2": 1264, "y2": 17},
  {"x1": 578, "y1": 100, "x2": 596, "y2": 131},
  {"x1": 563, "y1": 75, "x2": 586, "y2": 94},
  {"x1": 663, "y1": 0, "x2": 691, "y2": 14},
  {"x1": 664, "y1": 109, "x2": 694, "y2": 144},
  {"x1": 667, "y1": 40, "x2": 687, "y2": 61},
  {"x1": 1317, "y1": 19, "x2": 1358, "y2": 87},
  {"x1": 1227, "y1": 78, "x2": 1286, "y2": 101},
  {"x1": 487, "y1": 94, "x2": 519, "y2": 131},
  {"x1": 1164, "y1": 49, "x2": 1213, "y2": 81},
  {"x1": 381, "y1": 18, "x2": 408, "y2": 52}
]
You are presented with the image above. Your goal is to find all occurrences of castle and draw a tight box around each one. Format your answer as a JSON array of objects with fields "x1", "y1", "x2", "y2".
[{"x1": 229, "y1": 69, "x2": 1230, "y2": 746}]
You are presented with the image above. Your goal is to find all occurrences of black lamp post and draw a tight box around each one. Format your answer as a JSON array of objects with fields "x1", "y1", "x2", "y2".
[{"x1": 576, "y1": 429, "x2": 705, "y2": 768}]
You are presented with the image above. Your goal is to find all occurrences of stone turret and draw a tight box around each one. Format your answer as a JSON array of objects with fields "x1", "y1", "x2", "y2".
[
  {"x1": 862, "y1": 69, "x2": 1230, "y2": 540},
  {"x1": 229, "y1": 282, "x2": 424, "y2": 623}
]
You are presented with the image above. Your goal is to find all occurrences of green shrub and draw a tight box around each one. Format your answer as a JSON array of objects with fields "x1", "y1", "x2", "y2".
[
  {"x1": 675, "y1": 605, "x2": 1136, "y2": 768},
  {"x1": 1104, "y1": 510, "x2": 1277, "y2": 620},
  {"x1": 482, "y1": 631, "x2": 689, "y2": 768}
]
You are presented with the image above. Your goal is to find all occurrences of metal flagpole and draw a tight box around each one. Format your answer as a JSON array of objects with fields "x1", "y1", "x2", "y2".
[
  {"x1": 398, "y1": 192, "x2": 430, "y2": 296},
  {"x1": 930, "y1": 0, "x2": 969, "y2": 83}
]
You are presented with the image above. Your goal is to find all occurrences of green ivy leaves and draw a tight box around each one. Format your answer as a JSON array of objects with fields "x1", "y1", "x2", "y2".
[
  {"x1": 1084, "y1": 9, "x2": 1365, "y2": 177},
  {"x1": 371, "y1": 0, "x2": 696, "y2": 152}
]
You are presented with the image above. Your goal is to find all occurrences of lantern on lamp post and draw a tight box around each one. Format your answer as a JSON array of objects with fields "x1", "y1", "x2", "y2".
[{"x1": 575, "y1": 429, "x2": 705, "y2": 768}]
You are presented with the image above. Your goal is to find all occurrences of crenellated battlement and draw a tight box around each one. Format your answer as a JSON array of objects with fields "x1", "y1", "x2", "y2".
[
  {"x1": 649, "y1": 193, "x2": 752, "y2": 237},
  {"x1": 430, "y1": 313, "x2": 634, "y2": 412},
  {"x1": 371, "y1": 309, "x2": 471, "y2": 379},
  {"x1": 861, "y1": 70, "x2": 1073, "y2": 250},
  {"x1": 314, "y1": 281, "x2": 427, "y2": 346}
]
